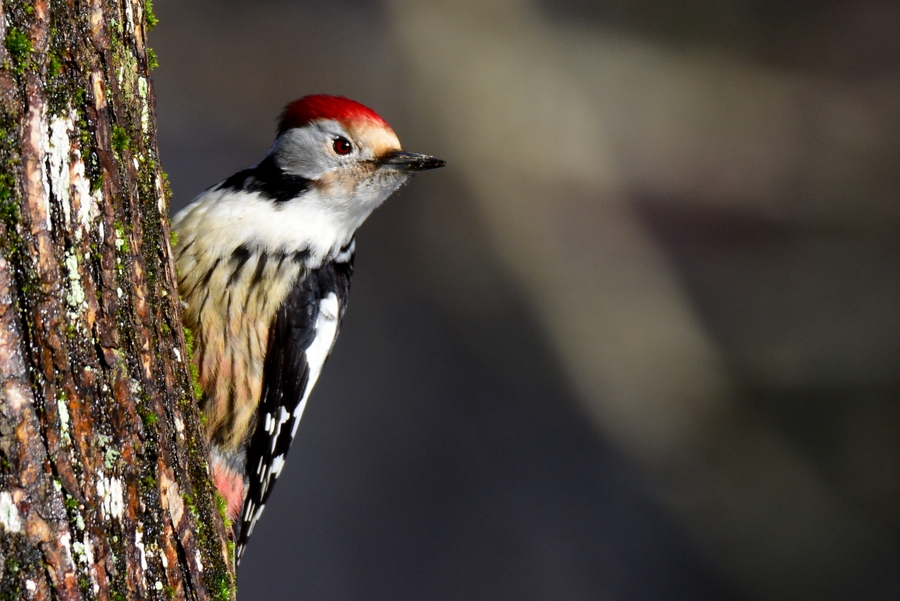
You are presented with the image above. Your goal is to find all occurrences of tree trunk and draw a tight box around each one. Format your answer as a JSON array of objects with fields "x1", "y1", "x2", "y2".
[{"x1": 0, "y1": 1, "x2": 233, "y2": 600}]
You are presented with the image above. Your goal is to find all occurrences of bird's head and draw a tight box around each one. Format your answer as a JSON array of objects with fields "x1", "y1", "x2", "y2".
[
  {"x1": 270, "y1": 95, "x2": 445, "y2": 209},
  {"x1": 173, "y1": 95, "x2": 444, "y2": 267}
]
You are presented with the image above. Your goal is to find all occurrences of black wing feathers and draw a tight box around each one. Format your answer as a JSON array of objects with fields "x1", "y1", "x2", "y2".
[{"x1": 236, "y1": 254, "x2": 353, "y2": 561}]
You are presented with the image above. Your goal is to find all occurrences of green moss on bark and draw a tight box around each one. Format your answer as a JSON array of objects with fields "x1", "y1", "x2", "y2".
[{"x1": 4, "y1": 28, "x2": 32, "y2": 75}]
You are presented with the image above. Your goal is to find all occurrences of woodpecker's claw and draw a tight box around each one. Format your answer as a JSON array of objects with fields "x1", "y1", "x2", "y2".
[{"x1": 379, "y1": 150, "x2": 446, "y2": 171}]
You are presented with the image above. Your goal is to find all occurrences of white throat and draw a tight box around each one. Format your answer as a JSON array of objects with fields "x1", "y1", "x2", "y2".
[{"x1": 173, "y1": 183, "x2": 393, "y2": 267}]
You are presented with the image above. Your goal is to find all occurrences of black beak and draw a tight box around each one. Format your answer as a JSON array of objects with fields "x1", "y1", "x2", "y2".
[{"x1": 379, "y1": 150, "x2": 446, "y2": 172}]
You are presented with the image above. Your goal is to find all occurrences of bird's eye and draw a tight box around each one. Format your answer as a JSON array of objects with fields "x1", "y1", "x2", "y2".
[{"x1": 333, "y1": 137, "x2": 353, "y2": 155}]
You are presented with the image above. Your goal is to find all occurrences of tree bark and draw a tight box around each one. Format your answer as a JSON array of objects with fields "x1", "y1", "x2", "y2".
[{"x1": 0, "y1": 1, "x2": 233, "y2": 600}]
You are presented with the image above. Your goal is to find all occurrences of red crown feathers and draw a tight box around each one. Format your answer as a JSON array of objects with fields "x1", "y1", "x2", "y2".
[{"x1": 277, "y1": 95, "x2": 389, "y2": 135}]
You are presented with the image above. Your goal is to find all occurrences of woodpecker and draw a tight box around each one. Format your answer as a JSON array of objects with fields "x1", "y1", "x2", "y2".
[{"x1": 171, "y1": 95, "x2": 444, "y2": 563}]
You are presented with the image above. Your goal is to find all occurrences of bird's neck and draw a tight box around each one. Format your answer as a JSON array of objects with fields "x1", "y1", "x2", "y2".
[{"x1": 174, "y1": 179, "x2": 373, "y2": 269}]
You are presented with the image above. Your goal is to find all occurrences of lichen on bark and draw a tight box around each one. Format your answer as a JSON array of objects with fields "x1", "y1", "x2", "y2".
[{"x1": 0, "y1": 1, "x2": 233, "y2": 599}]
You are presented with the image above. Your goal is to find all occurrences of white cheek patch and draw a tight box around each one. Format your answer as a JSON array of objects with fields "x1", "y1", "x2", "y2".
[{"x1": 274, "y1": 125, "x2": 334, "y2": 180}]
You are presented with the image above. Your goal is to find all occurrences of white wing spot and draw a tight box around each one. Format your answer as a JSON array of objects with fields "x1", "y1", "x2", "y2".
[
  {"x1": 270, "y1": 454, "x2": 286, "y2": 479},
  {"x1": 319, "y1": 293, "x2": 339, "y2": 320},
  {"x1": 247, "y1": 504, "x2": 265, "y2": 537}
]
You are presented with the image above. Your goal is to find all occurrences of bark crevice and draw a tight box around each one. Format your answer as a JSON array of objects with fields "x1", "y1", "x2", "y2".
[{"x1": 0, "y1": 1, "x2": 233, "y2": 599}]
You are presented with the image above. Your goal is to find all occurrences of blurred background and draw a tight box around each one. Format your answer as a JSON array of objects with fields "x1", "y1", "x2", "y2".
[{"x1": 150, "y1": 1, "x2": 900, "y2": 599}]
